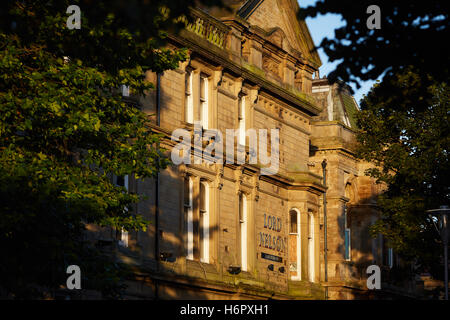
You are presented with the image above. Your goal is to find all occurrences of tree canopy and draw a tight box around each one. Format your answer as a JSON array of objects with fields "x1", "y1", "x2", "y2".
[
  {"x1": 356, "y1": 69, "x2": 449, "y2": 276},
  {"x1": 299, "y1": 1, "x2": 449, "y2": 90},
  {"x1": 0, "y1": 0, "x2": 223, "y2": 298},
  {"x1": 301, "y1": 0, "x2": 449, "y2": 280}
]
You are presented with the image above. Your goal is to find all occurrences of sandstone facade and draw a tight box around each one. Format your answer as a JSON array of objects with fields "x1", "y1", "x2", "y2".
[{"x1": 91, "y1": 0, "x2": 421, "y2": 300}]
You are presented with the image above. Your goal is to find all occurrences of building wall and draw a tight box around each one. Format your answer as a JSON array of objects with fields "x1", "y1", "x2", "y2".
[{"x1": 87, "y1": 1, "x2": 420, "y2": 300}]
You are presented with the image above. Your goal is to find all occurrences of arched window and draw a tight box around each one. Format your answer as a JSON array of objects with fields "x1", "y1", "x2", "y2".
[{"x1": 289, "y1": 209, "x2": 301, "y2": 280}]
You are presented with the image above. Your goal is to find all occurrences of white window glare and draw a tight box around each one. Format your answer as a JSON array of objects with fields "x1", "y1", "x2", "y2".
[
  {"x1": 121, "y1": 85, "x2": 130, "y2": 97},
  {"x1": 185, "y1": 71, "x2": 194, "y2": 124},
  {"x1": 200, "y1": 76, "x2": 209, "y2": 129}
]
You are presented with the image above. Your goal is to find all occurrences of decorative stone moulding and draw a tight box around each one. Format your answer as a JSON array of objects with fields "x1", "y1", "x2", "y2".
[{"x1": 185, "y1": 10, "x2": 230, "y2": 49}]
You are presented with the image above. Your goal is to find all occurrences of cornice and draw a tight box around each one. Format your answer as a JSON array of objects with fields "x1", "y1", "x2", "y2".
[
  {"x1": 312, "y1": 120, "x2": 357, "y2": 134},
  {"x1": 170, "y1": 33, "x2": 321, "y2": 116}
]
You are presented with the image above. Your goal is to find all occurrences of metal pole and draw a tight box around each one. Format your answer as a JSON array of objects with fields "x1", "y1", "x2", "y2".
[
  {"x1": 443, "y1": 213, "x2": 448, "y2": 300},
  {"x1": 322, "y1": 159, "x2": 328, "y2": 300}
]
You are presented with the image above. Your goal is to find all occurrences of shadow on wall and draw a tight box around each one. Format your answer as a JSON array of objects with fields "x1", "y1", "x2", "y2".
[
  {"x1": 78, "y1": 77, "x2": 225, "y2": 300},
  {"x1": 85, "y1": 78, "x2": 419, "y2": 300},
  {"x1": 126, "y1": 168, "x2": 224, "y2": 300}
]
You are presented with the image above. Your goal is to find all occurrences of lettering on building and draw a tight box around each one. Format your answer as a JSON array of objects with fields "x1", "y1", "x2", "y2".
[{"x1": 258, "y1": 214, "x2": 286, "y2": 253}]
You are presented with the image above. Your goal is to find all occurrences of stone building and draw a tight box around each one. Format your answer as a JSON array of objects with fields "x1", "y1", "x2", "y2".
[
  {"x1": 309, "y1": 78, "x2": 420, "y2": 299},
  {"x1": 90, "y1": 0, "x2": 422, "y2": 299}
]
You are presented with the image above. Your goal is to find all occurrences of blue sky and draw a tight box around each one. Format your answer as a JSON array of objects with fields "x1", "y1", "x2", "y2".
[{"x1": 298, "y1": 0, "x2": 376, "y2": 104}]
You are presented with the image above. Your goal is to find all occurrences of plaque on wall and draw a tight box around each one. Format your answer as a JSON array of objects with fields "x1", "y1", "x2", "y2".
[{"x1": 261, "y1": 252, "x2": 282, "y2": 263}]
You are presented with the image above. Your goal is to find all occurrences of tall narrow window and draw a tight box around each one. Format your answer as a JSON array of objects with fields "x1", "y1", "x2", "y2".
[
  {"x1": 290, "y1": 211, "x2": 298, "y2": 234},
  {"x1": 383, "y1": 237, "x2": 394, "y2": 268},
  {"x1": 114, "y1": 175, "x2": 129, "y2": 247},
  {"x1": 344, "y1": 229, "x2": 351, "y2": 261},
  {"x1": 239, "y1": 193, "x2": 248, "y2": 271},
  {"x1": 289, "y1": 209, "x2": 301, "y2": 280},
  {"x1": 200, "y1": 75, "x2": 209, "y2": 129},
  {"x1": 308, "y1": 211, "x2": 315, "y2": 282},
  {"x1": 200, "y1": 181, "x2": 210, "y2": 263},
  {"x1": 185, "y1": 70, "x2": 194, "y2": 124},
  {"x1": 387, "y1": 248, "x2": 393, "y2": 268},
  {"x1": 184, "y1": 177, "x2": 194, "y2": 259},
  {"x1": 344, "y1": 203, "x2": 351, "y2": 261},
  {"x1": 238, "y1": 95, "x2": 246, "y2": 146}
]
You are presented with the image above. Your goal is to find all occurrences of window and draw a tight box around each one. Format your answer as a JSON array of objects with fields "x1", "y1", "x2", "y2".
[
  {"x1": 185, "y1": 70, "x2": 194, "y2": 124},
  {"x1": 344, "y1": 203, "x2": 351, "y2": 261},
  {"x1": 184, "y1": 177, "x2": 194, "y2": 260},
  {"x1": 289, "y1": 209, "x2": 301, "y2": 280},
  {"x1": 387, "y1": 248, "x2": 394, "y2": 268},
  {"x1": 200, "y1": 75, "x2": 209, "y2": 129},
  {"x1": 308, "y1": 211, "x2": 315, "y2": 282},
  {"x1": 121, "y1": 85, "x2": 130, "y2": 97},
  {"x1": 200, "y1": 181, "x2": 210, "y2": 263},
  {"x1": 383, "y1": 237, "x2": 394, "y2": 268},
  {"x1": 239, "y1": 193, "x2": 248, "y2": 271},
  {"x1": 184, "y1": 177, "x2": 211, "y2": 263},
  {"x1": 344, "y1": 229, "x2": 351, "y2": 261},
  {"x1": 114, "y1": 175, "x2": 129, "y2": 247},
  {"x1": 290, "y1": 210, "x2": 298, "y2": 234},
  {"x1": 238, "y1": 95, "x2": 246, "y2": 146}
]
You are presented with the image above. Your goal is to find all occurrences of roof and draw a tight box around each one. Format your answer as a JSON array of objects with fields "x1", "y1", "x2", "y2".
[
  {"x1": 340, "y1": 91, "x2": 359, "y2": 128},
  {"x1": 312, "y1": 78, "x2": 360, "y2": 128}
]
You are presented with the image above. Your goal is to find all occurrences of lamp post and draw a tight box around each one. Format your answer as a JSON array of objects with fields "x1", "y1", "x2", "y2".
[{"x1": 426, "y1": 205, "x2": 449, "y2": 300}]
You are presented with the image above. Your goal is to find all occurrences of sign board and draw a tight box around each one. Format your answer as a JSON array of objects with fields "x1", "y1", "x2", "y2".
[{"x1": 261, "y1": 252, "x2": 282, "y2": 263}]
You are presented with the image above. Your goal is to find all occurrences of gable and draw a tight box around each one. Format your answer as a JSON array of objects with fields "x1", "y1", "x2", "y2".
[{"x1": 237, "y1": 0, "x2": 321, "y2": 67}]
